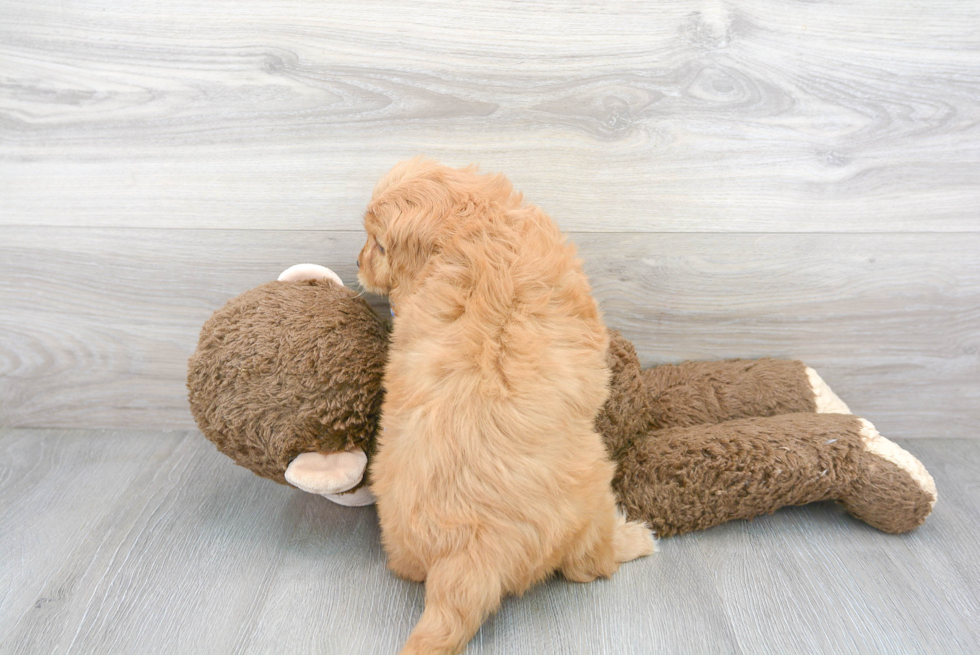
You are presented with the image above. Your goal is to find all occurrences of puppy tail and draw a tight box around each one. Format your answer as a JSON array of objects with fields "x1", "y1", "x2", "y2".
[
  {"x1": 399, "y1": 552, "x2": 503, "y2": 655},
  {"x1": 613, "y1": 512, "x2": 656, "y2": 562}
]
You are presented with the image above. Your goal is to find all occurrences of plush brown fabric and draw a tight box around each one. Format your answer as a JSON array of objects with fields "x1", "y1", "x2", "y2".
[
  {"x1": 187, "y1": 279, "x2": 389, "y2": 487},
  {"x1": 188, "y1": 289, "x2": 935, "y2": 536},
  {"x1": 598, "y1": 330, "x2": 934, "y2": 536},
  {"x1": 612, "y1": 412, "x2": 934, "y2": 537},
  {"x1": 840, "y1": 449, "x2": 937, "y2": 534},
  {"x1": 596, "y1": 331, "x2": 818, "y2": 452},
  {"x1": 594, "y1": 332, "x2": 656, "y2": 461},
  {"x1": 642, "y1": 357, "x2": 817, "y2": 430}
]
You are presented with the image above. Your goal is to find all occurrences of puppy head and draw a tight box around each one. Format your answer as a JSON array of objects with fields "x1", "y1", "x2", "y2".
[{"x1": 357, "y1": 157, "x2": 516, "y2": 300}]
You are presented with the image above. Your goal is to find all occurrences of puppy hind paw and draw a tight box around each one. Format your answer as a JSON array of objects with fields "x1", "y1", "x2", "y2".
[{"x1": 614, "y1": 513, "x2": 656, "y2": 562}]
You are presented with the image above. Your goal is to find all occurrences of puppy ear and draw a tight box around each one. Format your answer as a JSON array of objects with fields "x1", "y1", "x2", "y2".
[{"x1": 373, "y1": 173, "x2": 455, "y2": 279}]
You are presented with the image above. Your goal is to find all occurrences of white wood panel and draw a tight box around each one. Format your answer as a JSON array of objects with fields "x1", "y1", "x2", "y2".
[
  {"x1": 1, "y1": 227, "x2": 976, "y2": 438},
  {"x1": 1, "y1": 0, "x2": 977, "y2": 231},
  {"x1": 588, "y1": 232, "x2": 980, "y2": 440}
]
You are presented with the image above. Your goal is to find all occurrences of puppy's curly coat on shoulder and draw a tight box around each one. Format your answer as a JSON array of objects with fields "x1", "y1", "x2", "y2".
[{"x1": 358, "y1": 158, "x2": 654, "y2": 655}]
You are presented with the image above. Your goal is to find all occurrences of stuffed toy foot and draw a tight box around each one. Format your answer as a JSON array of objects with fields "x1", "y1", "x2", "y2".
[{"x1": 613, "y1": 412, "x2": 937, "y2": 537}]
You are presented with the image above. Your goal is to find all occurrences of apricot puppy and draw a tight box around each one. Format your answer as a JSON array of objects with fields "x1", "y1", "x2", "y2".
[{"x1": 358, "y1": 158, "x2": 654, "y2": 655}]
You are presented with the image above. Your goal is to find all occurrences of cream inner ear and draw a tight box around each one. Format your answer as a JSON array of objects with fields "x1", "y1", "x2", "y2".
[
  {"x1": 285, "y1": 450, "x2": 367, "y2": 496},
  {"x1": 278, "y1": 264, "x2": 344, "y2": 286}
]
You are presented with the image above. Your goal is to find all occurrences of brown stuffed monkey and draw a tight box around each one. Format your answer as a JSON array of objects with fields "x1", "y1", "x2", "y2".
[{"x1": 187, "y1": 266, "x2": 936, "y2": 536}]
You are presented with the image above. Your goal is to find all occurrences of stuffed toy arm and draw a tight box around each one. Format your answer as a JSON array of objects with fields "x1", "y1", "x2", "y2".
[{"x1": 641, "y1": 357, "x2": 850, "y2": 431}]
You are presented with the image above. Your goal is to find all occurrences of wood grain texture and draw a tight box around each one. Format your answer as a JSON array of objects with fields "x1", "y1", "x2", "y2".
[
  {"x1": 0, "y1": 429, "x2": 177, "y2": 643},
  {"x1": 0, "y1": 428, "x2": 977, "y2": 654},
  {"x1": 0, "y1": 0, "x2": 977, "y2": 437},
  {"x1": 1, "y1": 0, "x2": 978, "y2": 231},
  {"x1": 1, "y1": 226, "x2": 977, "y2": 438}
]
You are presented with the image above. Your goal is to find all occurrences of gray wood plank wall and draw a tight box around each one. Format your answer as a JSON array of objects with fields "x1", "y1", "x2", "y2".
[{"x1": 1, "y1": 0, "x2": 978, "y2": 436}]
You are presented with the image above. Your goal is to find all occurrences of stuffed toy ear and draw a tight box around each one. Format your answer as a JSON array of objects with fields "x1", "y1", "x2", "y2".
[
  {"x1": 285, "y1": 451, "x2": 377, "y2": 507},
  {"x1": 278, "y1": 263, "x2": 345, "y2": 286},
  {"x1": 285, "y1": 450, "x2": 368, "y2": 496},
  {"x1": 326, "y1": 486, "x2": 377, "y2": 507}
]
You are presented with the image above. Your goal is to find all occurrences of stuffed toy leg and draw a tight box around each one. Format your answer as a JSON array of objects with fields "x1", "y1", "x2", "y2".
[{"x1": 600, "y1": 333, "x2": 938, "y2": 537}]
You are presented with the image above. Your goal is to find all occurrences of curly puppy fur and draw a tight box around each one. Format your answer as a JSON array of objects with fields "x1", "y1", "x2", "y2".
[{"x1": 358, "y1": 158, "x2": 654, "y2": 655}]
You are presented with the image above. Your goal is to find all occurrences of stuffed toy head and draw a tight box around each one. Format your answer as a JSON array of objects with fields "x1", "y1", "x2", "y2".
[{"x1": 187, "y1": 265, "x2": 388, "y2": 506}]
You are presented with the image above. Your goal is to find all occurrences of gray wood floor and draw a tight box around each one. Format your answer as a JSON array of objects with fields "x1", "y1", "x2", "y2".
[{"x1": 1, "y1": 428, "x2": 977, "y2": 654}]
